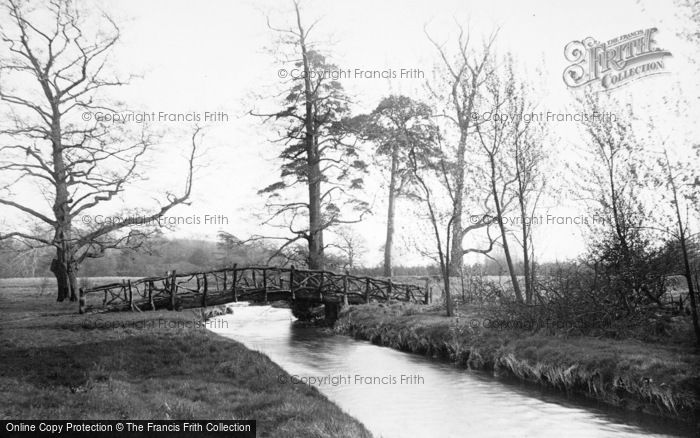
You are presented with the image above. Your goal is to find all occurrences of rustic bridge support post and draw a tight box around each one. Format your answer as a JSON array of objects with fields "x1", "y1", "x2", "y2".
[
  {"x1": 318, "y1": 271, "x2": 324, "y2": 300},
  {"x1": 223, "y1": 270, "x2": 227, "y2": 291},
  {"x1": 169, "y1": 270, "x2": 177, "y2": 310},
  {"x1": 290, "y1": 265, "x2": 296, "y2": 299},
  {"x1": 165, "y1": 271, "x2": 170, "y2": 301},
  {"x1": 147, "y1": 281, "x2": 153, "y2": 310},
  {"x1": 121, "y1": 280, "x2": 127, "y2": 303},
  {"x1": 263, "y1": 268, "x2": 268, "y2": 303},
  {"x1": 387, "y1": 278, "x2": 393, "y2": 300},
  {"x1": 424, "y1": 278, "x2": 431, "y2": 304},
  {"x1": 343, "y1": 272, "x2": 349, "y2": 306},
  {"x1": 232, "y1": 264, "x2": 238, "y2": 302},
  {"x1": 78, "y1": 287, "x2": 86, "y2": 314},
  {"x1": 201, "y1": 273, "x2": 208, "y2": 307},
  {"x1": 364, "y1": 277, "x2": 370, "y2": 303},
  {"x1": 148, "y1": 281, "x2": 155, "y2": 310},
  {"x1": 127, "y1": 279, "x2": 134, "y2": 310}
]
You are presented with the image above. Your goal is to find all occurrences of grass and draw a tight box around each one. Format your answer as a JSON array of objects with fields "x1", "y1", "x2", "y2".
[
  {"x1": 335, "y1": 301, "x2": 700, "y2": 425},
  {"x1": 0, "y1": 278, "x2": 372, "y2": 438}
]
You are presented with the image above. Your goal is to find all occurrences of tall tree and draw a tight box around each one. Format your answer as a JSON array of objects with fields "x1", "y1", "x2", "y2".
[
  {"x1": 575, "y1": 91, "x2": 650, "y2": 309},
  {"x1": 401, "y1": 112, "x2": 496, "y2": 316},
  {"x1": 361, "y1": 95, "x2": 433, "y2": 277},
  {"x1": 475, "y1": 62, "x2": 523, "y2": 303},
  {"x1": 329, "y1": 226, "x2": 367, "y2": 271},
  {"x1": 644, "y1": 109, "x2": 700, "y2": 345},
  {"x1": 504, "y1": 61, "x2": 547, "y2": 304},
  {"x1": 254, "y1": 1, "x2": 367, "y2": 270},
  {"x1": 425, "y1": 25, "x2": 496, "y2": 276},
  {"x1": 658, "y1": 148, "x2": 699, "y2": 345},
  {"x1": 402, "y1": 118, "x2": 455, "y2": 315},
  {"x1": 0, "y1": 0, "x2": 199, "y2": 301}
]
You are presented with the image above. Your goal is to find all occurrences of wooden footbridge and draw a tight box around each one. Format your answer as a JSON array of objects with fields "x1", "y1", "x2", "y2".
[{"x1": 78, "y1": 265, "x2": 431, "y2": 320}]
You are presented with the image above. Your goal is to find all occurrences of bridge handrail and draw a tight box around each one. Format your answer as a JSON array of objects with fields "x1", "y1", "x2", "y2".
[
  {"x1": 81, "y1": 265, "x2": 422, "y2": 294},
  {"x1": 78, "y1": 265, "x2": 430, "y2": 313}
]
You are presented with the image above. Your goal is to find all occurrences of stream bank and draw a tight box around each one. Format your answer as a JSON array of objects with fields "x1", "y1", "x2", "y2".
[{"x1": 334, "y1": 302, "x2": 700, "y2": 427}]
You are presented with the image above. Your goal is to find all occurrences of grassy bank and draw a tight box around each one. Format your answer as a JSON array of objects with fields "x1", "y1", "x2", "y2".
[
  {"x1": 0, "y1": 280, "x2": 371, "y2": 438},
  {"x1": 335, "y1": 302, "x2": 700, "y2": 425}
]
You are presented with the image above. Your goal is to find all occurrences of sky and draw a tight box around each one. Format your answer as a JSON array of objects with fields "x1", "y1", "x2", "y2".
[{"x1": 0, "y1": 0, "x2": 697, "y2": 266}]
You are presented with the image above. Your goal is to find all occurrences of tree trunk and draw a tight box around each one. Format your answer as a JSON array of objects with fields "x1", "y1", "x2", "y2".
[
  {"x1": 520, "y1": 220, "x2": 532, "y2": 304},
  {"x1": 496, "y1": 207, "x2": 523, "y2": 303},
  {"x1": 448, "y1": 70, "x2": 481, "y2": 276},
  {"x1": 490, "y1": 157, "x2": 524, "y2": 303},
  {"x1": 383, "y1": 145, "x2": 399, "y2": 277},
  {"x1": 517, "y1": 185, "x2": 532, "y2": 304},
  {"x1": 443, "y1": 213, "x2": 453, "y2": 316},
  {"x1": 679, "y1": 232, "x2": 699, "y2": 347},
  {"x1": 308, "y1": 159, "x2": 324, "y2": 270},
  {"x1": 50, "y1": 248, "x2": 77, "y2": 302},
  {"x1": 296, "y1": 4, "x2": 324, "y2": 270},
  {"x1": 415, "y1": 166, "x2": 453, "y2": 316},
  {"x1": 440, "y1": 245, "x2": 453, "y2": 317},
  {"x1": 50, "y1": 257, "x2": 67, "y2": 301},
  {"x1": 529, "y1": 234, "x2": 537, "y2": 302},
  {"x1": 50, "y1": 108, "x2": 76, "y2": 301},
  {"x1": 514, "y1": 143, "x2": 533, "y2": 304},
  {"x1": 665, "y1": 151, "x2": 700, "y2": 346},
  {"x1": 443, "y1": 267, "x2": 453, "y2": 317},
  {"x1": 68, "y1": 264, "x2": 77, "y2": 301},
  {"x1": 448, "y1": 136, "x2": 466, "y2": 276}
]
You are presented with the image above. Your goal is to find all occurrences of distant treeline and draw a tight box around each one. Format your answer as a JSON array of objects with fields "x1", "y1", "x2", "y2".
[
  {"x1": 0, "y1": 237, "x2": 255, "y2": 278},
  {"x1": 0, "y1": 236, "x2": 543, "y2": 279}
]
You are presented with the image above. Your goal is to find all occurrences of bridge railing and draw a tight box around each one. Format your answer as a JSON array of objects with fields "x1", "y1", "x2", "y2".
[{"x1": 78, "y1": 265, "x2": 430, "y2": 313}]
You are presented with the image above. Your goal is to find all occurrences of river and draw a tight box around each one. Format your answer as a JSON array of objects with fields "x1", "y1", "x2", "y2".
[{"x1": 209, "y1": 304, "x2": 694, "y2": 438}]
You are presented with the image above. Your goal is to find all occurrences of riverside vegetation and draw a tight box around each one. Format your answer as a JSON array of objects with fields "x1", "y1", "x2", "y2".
[
  {"x1": 335, "y1": 301, "x2": 700, "y2": 426},
  {"x1": 0, "y1": 279, "x2": 371, "y2": 438}
]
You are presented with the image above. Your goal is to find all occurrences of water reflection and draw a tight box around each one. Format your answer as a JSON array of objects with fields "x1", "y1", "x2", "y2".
[{"x1": 210, "y1": 304, "x2": 693, "y2": 438}]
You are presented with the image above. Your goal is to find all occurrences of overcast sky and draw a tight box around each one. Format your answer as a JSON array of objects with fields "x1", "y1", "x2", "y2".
[{"x1": 1, "y1": 0, "x2": 697, "y2": 266}]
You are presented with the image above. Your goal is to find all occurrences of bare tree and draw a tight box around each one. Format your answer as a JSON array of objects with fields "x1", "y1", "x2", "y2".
[
  {"x1": 425, "y1": 24, "x2": 496, "y2": 276},
  {"x1": 404, "y1": 117, "x2": 496, "y2": 316},
  {"x1": 659, "y1": 148, "x2": 699, "y2": 345},
  {"x1": 645, "y1": 109, "x2": 700, "y2": 344},
  {"x1": 574, "y1": 90, "x2": 650, "y2": 309},
  {"x1": 0, "y1": 231, "x2": 50, "y2": 276},
  {"x1": 0, "y1": 0, "x2": 199, "y2": 301},
  {"x1": 329, "y1": 226, "x2": 367, "y2": 271},
  {"x1": 503, "y1": 60, "x2": 547, "y2": 304},
  {"x1": 406, "y1": 134, "x2": 455, "y2": 315},
  {"x1": 475, "y1": 58, "x2": 524, "y2": 303},
  {"x1": 253, "y1": 1, "x2": 367, "y2": 270}
]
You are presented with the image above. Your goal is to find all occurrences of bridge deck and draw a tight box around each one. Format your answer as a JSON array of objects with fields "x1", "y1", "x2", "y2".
[{"x1": 79, "y1": 265, "x2": 430, "y2": 314}]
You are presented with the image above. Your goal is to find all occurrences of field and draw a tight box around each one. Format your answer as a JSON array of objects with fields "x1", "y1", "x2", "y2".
[{"x1": 0, "y1": 278, "x2": 371, "y2": 437}]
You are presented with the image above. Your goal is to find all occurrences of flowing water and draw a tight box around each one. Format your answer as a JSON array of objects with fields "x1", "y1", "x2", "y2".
[{"x1": 209, "y1": 304, "x2": 694, "y2": 438}]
